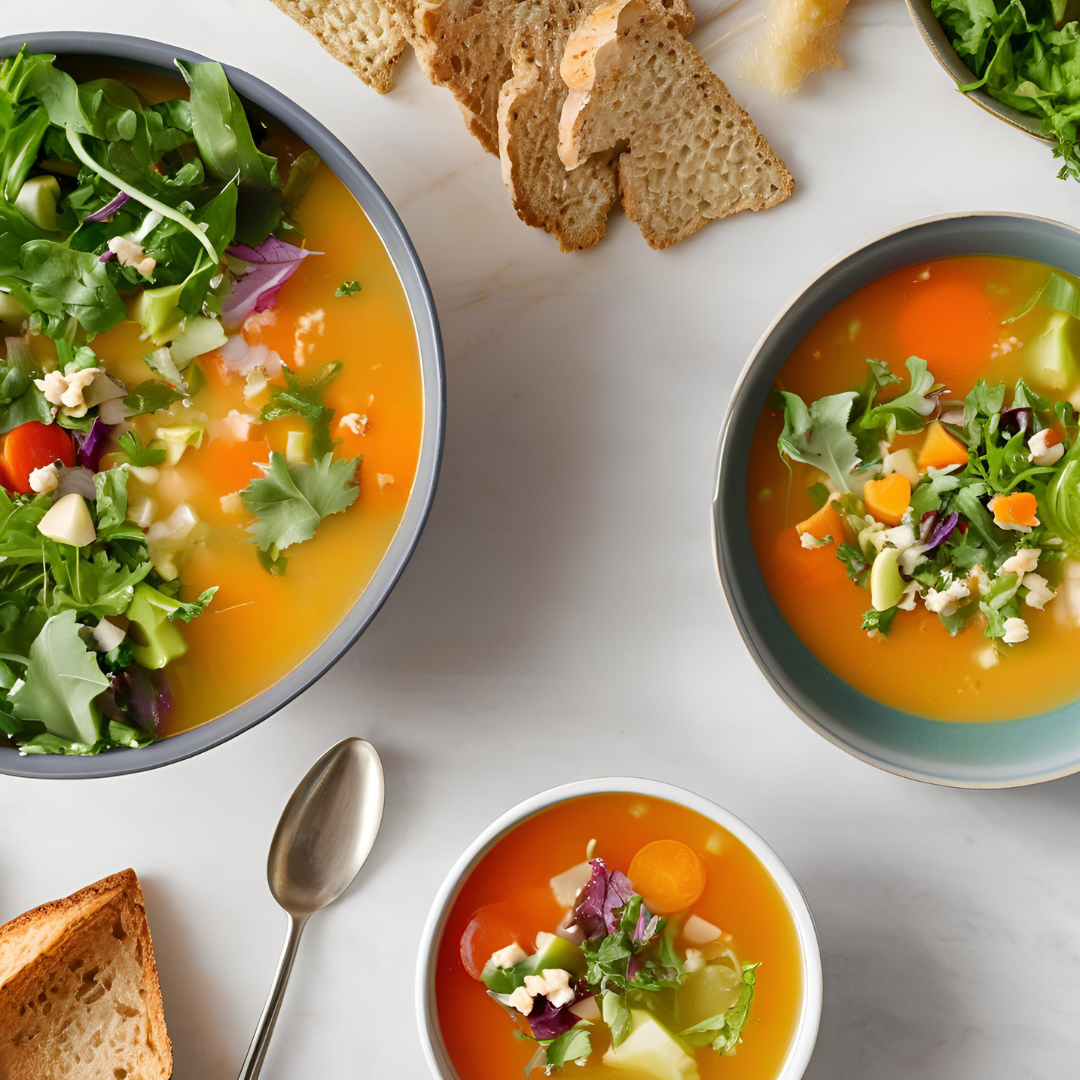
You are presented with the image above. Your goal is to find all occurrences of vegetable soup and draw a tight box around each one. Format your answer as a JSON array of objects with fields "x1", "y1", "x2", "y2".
[
  {"x1": 747, "y1": 254, "x2": 1080, "y2": 721},
  {"x1": 0, "y1": 52, "x2": 422, "y2": 755},
  {"x1": 435, "y1": 793, "x2": 804, "y2": 1079}
]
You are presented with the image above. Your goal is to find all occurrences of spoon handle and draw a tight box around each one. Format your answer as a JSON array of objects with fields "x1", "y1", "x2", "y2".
[{"x1": 237, "y1": 913, "x2": 308, "y2": 1080}]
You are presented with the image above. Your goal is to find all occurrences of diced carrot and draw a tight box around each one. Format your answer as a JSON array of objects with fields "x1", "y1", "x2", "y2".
[
  {"x1": 990, "y1": 492, "x2": 1040, "y2": 528},
  {"x1": 917, "y1": 422, "x2": 968, "y2": 471},
  {"x1": 0, "y1": 421, "x2": 75, "y2": 494},
  {"x1": 863, "y1": 474, "x2": 911, "y2": 527},
  {"x1": 458, "y1": 903, "x2": 532, "y2": 981},
  {"x1": 795, "y1": 500, "x2": 844, "y2": 542},
  {"x1": 628, "y1": 840, "x2": 706, "y2": 916}
]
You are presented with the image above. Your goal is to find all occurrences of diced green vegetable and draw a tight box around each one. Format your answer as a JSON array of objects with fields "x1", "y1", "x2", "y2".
[
  {"x1": 481, "y1": 934, "x2": 586, "y2": 994},
  {"x1": 14, "y1": 175, "x2": 60, "y2": 231},
  {"x1": 603, "y1": 1010, "x2": 699, "y2": 1080},
  {"x1": 1025, "y1": 310, "x2": 1080, "y2": 391},
  {"x1": 869, "y1": 548, "x2": 905, "y2": 611},
  {"x1": 125, "y1": 583, "x2": 188, "y2": 670}
]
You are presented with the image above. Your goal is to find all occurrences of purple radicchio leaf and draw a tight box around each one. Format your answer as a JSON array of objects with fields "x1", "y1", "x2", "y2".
[
  {"x1": 572, "y1": 860, "x2": 611, "y2": 940},
  {"x1": 99, "y1": 250, "x2": 115, "y2": 262},
  {"x1": 222, "y1": 236, "x2": 319, "y2": 329},
  {"x1": 925, "y1": 511, "x2": 959, "y2": 552},
  {"x1": 603, "y1": 871, "x2": 636, "y2": 935},
  {"x1": 627, "y1": 954, "x2": 641, "y2": 981},
  {"x1": 84, "y1": 191, "x2": 131, "y2": 222},
  {"x1": 75, "y1": 418, "x2": 112, "y2": 471},
  {"x1": 97, "y1": 666, "x2": 172, "y2": 731},
  {"x1": 633, "y1": 908, "x2": 660, "y2": 948},
  {"x1": 1000, "y1": 407, "x2": 1033, "y2": 436},
  {"x1": 527, "y1": 996, "x2": 581, "y2": 1041}
]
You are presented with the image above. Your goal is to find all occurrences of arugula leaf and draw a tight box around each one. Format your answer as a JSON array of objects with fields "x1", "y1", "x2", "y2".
[
  {"x1": 776, "y1": 390, "x2": 859, "y2": 494},
  {"x1": 123, "y1": 379, "x2": 185, "y2": 416},
  {"x1": 909, "y1": 465, "x2": 963, "y2": 517},
  {"x1": 601, "y1": 990, "x2": 632, "y2": 1047},
  {"x1": 1012, "y1": 378, "x2": 1051, "y2": 412},
  {"x1": 119, "y1": 430, "x2": 166, "y2": 468},
  {"x1": 859, "y1": 356, "x2": 942, "y2": 440},
  {"x1": 835, "y1": 542, "x2": 869, "y2": 584},
  {"x1": 141, "y1": 346, "x2": 187, "y2": 391},
  {"x1": 167, "y1": 586, "x2": 217, "y2": 622},
  {"x1": 335, "y1": 280, "x2": 362, "y2": 297},
  {"x1": 9, "y1": 609, "x2": 108, "y2": 744},
  {"x1": 679, "y1": 963, "x2": 759, "y2": 1055},
  {"x1": 240, "y1": 451, "x2": 359, "y2": 563},
  {"x1": 952, "y1": 485, "x2": 1003, "y2": 551}
]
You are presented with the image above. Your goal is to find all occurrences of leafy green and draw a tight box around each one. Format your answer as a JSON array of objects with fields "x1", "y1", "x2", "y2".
[
  {"x1": 601, "y1": 990, "x2": 632, "y2": 1047},
  {"x1": 679, "y1": 964, "x2": 759, "y2": 1056},
  {"x1": 909, "y1": 465, "x2": 964, "y2": 517},
  {"x1": 335, "y1": 280, "x2": 362, "y2": 297},
  {"x1": 119, "y1": 430, "x2": 166, "y2": 467},
  {"x1": 123, "y1": 379, "x2": 185, "y2": 416},
  {"x1": 861, "y1": 606, "x2": 898, "y2": 635},
  {"x1": 859, "y1": 356, "x2": 942, "y2": 440},
  {"x1": 807, "y1": 482, "x2": 830, "y2": 510},
  {"x1": 167, "y1": 586, "x2": 218, "y2": 622},
  {"x1": 776, "y1": 389, "x2": 860, "y2": 493},
  {"x1": 240, "y1": 451, "x2": 360, "y2": 569},
  {"x1": 9, "y1": 609, "x2": 108, "y2": 744},
  {"x1": 932, "y1": 0, "x2": 1080, "y2": 179},
  {"x1": 836, "y1": 542, "x2": 870, "y2": 584},
  {"x1": 543, "y1": 1029, "x2": 592, "y2": 1070},
  {"x1": 260, "y1": 361, "x2": 342, "y2": 458},
  {"x1": 1042, "y1": 436, "x2": 1080, "y2": 551}
]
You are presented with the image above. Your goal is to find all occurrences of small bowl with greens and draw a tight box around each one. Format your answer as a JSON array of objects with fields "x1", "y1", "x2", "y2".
[
  {"x1": 908, "y1": 0, "x2": 1080, "y2": 177},
  {"x1": 0, "y1": 34, "x2": 443, "y2": 778}
]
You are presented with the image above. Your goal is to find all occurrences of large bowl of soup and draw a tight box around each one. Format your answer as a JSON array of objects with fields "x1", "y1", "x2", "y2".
[
  {"x1": 0, "y1": 33, "x2": 443, "y2": 778},
  {"x1": 714, "y1": 212, "x2": 1080, "y2": 788},
  {"x1": 417, "y1": 778, "x2": 822, "y2": 1080}
]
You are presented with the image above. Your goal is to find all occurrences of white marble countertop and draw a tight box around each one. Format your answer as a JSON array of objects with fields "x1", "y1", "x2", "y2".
[{"x1": 3, "y1": 1, "x2": 1080, "y2": 1077}]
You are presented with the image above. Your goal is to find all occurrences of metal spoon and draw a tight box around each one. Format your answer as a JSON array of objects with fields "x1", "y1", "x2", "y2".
[{"x1": 238, "y1": 738, "x2": 385, "y2": 1080}]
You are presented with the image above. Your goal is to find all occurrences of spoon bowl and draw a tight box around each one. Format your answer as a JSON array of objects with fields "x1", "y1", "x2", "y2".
[{"x1": 239, "y1": 738, "x2": 385, "y2": 1079}]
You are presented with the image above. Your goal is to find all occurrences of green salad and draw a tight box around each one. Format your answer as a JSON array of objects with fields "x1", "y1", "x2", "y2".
[{"x1": 933, "y1": 0, "x2": 1080, "y2": 178}]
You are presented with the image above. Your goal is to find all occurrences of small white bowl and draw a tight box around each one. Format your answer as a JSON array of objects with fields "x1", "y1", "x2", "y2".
[{"x1": 416, "y1": 777, "x2": 823, "y2": 1080}]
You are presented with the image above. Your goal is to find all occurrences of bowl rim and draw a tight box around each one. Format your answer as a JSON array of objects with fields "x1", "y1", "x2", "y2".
[
  {"x1": 414, "y1": 776, "x2": 824, "y2": 1080},
  {"x1": 903, "y1": 0, "x2": 1049, "y2": 144},
  {"x1": 0, "y1": 31, "x2": 445, "y2": 780},
  {"x1": 711, "y1": 210, "x2": 1080, "y2": 790}
]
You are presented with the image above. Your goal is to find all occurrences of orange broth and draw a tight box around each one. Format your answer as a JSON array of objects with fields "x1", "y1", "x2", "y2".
[
  {"x1": 746, "y1": 255, "x2": 1080, "y2": 722},
  {"x1": 83, "y1": 69, "x2": 423, "y2": 735},
  {"x1": 435, "y1": 793, "x2": 804, "y2": 1080}
]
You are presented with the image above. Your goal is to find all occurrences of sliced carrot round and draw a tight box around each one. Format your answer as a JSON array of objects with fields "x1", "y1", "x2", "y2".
[
  {"x1": 628, "y1": 839, "x2": 706, "y2": 915},
  {"x1": 458, "y1": 902, "x2": 530, "y2": 981}
]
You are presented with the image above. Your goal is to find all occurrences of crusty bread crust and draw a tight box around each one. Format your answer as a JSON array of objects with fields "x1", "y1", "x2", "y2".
[
  {"x1": 558, "y1": 0, "x2": 794, "y2": 249},
  {"x1": 0, "y1": 870, "x2": 172, "y2": 1080},
  {"x1": 269, "y1": 0, "x2": 410, "y2": 94}
]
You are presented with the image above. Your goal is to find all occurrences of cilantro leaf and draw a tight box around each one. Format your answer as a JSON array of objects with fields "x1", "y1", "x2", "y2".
[
  {"x1": 835, "y1": 542, "x2": 869, "y2": 584},
  {"x1": 862, "y1": 607, "x2": 898, "y2": 635},
  {"x1": 240, "y1": 451, "x2": 359, "y2": 565},
  {"x1": 777, "y1": 390, "x2": 860, "y2": 494},
  {"x1": 909, "y1": 465, "x2": 964, "y2": 517},
  {"x1": 123, "y1": 379, "x2": 185, "y2": 416},
  {"x1": 335, "y1": 280, "x2": 362, "y2": 297},
  {"x1": 119, "y1": 430, "x2": 166, "y2": 467},
  {"x1": 9, "y1": 609, "x2": 108, "y2": 745},
  {"x1": 260, "y1": 361, "x2": 342, "y2": 459}
]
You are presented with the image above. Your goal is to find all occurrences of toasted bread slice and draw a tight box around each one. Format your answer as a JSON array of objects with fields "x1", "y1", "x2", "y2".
[
  {"x1": 496, "y1": 0, "x2": 691, "y2": 251},
  {"x1": 559, "y1": 0, "x2": 794, "y2": 249},
  {"x1": 269, "y1": 0, "x2": 410, "y2": 94},
  {"x1": 0, "y1": 870, "x2": 172, "y2": 1080}
]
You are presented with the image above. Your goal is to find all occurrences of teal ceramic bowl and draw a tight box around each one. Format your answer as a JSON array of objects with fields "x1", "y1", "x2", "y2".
[{"x1": 713, "y1": 212, "x2": 1080, "y2": 788}]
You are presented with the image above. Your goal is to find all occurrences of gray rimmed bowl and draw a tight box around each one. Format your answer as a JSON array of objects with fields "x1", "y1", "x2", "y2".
[
  {"x1": 0, "y1": 32, "x2": 445, "y2": 780},
  {"x1": 713, "y1": 212, "x2": 1080, "y2": 789},
  {"x1": 905, "y1": 0, "x2": 1049, "y2": 143}
]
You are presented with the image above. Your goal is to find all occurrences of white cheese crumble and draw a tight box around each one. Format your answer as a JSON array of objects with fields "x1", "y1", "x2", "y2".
[
  {"x1": 376, "y1": 473, "x2": 395, "y2": 491},
  {"x1": 34, "y1": 366, "x2": 103, "y2": 417},
  {"x1": 1002, "y1": 617, "x2": 1029, "y2": 644},
  {"x1": 1023, "y1": 573, "x2": 1055, "y2": 610},
  {"x1": 28, "y1": 462, "x2": 59, "y2": 493},
  {"x1": 924, "y1": 580, "x2": 971, "y2": 617},
  {"x1": 292, "y1": 308, "x2": 325, "y2": 368},
  {"x1": 211, "y1": 409, "x2": 255, "y2": 442},
  {"x1": 107, "y1": 236, "x2": 156, "y2": 277},
  {"x1": 508, "y1": 986, "x2": 535, "y2": 1015},
  {"x1": 897, "y1": 580, "x2": 921, "y2": 611},
  {"x1": 1029, "y1": 429, "x2": 1065, "y2": 467},
  {"x1": 488, "y1": 943, "x2": 528, "y2": 970},
  {"x1": 1002, "y1": 548, "x2": 1040, "y2": 577},
  {"x1": 523, "y1": 968, "x2": 576, "y2": 1009},
  {"x1": 339, "y1": 412, "x2": 368, "y2": 436},
  {"x1": 975, "y1": 645, "x2": 1000, "y2": 670},
  {"x1": 683, "y1": 915, "x2": 723, "y2": 945}
]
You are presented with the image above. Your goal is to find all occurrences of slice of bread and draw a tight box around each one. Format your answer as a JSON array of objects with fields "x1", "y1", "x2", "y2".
[
  {"x1": 559, "y1": 0, "x2": 794, "y2": 249},
  {"x1": 413, "y1": 0, "x2": 522, "y2": 154},
  {"x1": 496, "y1": 0, "x2": 691, "y2": 251},
  {"x1": 0, "y1": 870, "x2": 172, "y2": 1080},
  {"x1": 269, "y1": 0, "x2": 410, "y2": 94}
]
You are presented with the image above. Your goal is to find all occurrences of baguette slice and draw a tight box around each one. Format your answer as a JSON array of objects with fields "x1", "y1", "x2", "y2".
[
  {"x1": 559, "y1": 0, "x2": 794, "y2": 249},
  {"x1": 269, "y1": 0, "x2": 410, "y2": 94},
  {"x1": 497, "y1": 0, "x2": 692, "y2": 251},
  {"x1": 0, "y1": 870, "x2": 172, "y2": 1080}
]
